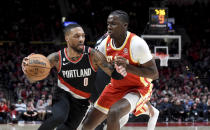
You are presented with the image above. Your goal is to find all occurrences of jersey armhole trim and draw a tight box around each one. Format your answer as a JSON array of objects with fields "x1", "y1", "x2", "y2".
[
  {"x1": 58, "y1": 50, "x2": 62, "y2": 73},
  {"x1": 129, "y1": 34, "x2": 139, "y2": 64},
  {"x1": 105, "y1": 36, "x2": 111, "y2": 57},
  {"x1": 88, "y1": 48, "x2": 97, "y2": 72}
]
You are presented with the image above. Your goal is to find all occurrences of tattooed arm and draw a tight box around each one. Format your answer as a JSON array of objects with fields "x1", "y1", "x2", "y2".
[
  {"x1": 90, "y1": 49, "x2": 113, "y2": 76},
  {"x1": 90, "y1": 49, "x2": 127, "y2": 78},
  {"x1": 47, "y1": 52, "x2": 59, "y2": 71}
]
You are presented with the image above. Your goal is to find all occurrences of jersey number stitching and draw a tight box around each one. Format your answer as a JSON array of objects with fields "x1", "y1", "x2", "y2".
[{"x1": 84, "y1": 78, "x2": 88, "y2": 87}]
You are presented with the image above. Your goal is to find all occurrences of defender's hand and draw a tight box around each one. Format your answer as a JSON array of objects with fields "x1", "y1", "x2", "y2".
[
  {"x1": 115, "y1": 64, "x2": 127, "y2": 77},
  {"x1": 114, "y1": 56, "x2": 129, "y2": 68}
]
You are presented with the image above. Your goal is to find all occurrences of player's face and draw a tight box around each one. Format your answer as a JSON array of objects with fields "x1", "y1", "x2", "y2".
[
  {"x1": 65, "y1": 27, "x2": 85, "y2": 53},
  {"x1": 107, "y1": 15, "x2": 127, "y2": 39}
]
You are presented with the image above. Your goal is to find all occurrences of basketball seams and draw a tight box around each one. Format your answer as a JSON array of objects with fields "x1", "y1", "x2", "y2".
[{"x1": 26, "y1": 65, "x2": 51, "y2": 69}]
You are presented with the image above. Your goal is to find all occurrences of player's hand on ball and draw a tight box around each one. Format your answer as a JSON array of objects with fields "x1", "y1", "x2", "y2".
[
  {"x1": 115, "y1": 64, "x2": 127, "y2": 77},
  {"x1": 21, "y1": 53, "x2": 51, "y2": 82},
  {"x1": 22, "y1": 57, "x2": 28, "y2": 73},
  {"x1": 22, "y1": 53, "x2": 35, "y2": 70},
  {"x1": 22, "y1": 53, "x2": 37, "y2": 83}
]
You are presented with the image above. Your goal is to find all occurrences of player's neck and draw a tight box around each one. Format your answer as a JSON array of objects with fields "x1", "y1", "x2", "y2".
[
  {"x1": 66, "y1": 47, "x2": 82, "y2": 61},
  {"x1": 112, "y1": 32, "x2": 127, "y2": 48}
]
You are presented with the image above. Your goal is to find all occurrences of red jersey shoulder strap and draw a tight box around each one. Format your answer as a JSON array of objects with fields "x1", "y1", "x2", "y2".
[
  {"x1": 124, "y1": 33, "x2": 136, "y2": 48},
  {"x1": 88, "y1": 47, "x2": 97, "y2": 72},
  {"x1": 58, "y1": 50, "x2": 62, "y2": 73},
  {"x1": 106, "y1": 36, "x2": 111, "y2": 46}
]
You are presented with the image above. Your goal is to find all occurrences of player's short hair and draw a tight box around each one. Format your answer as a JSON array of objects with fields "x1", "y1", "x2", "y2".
[
  {"x1": 63, "y1": 23, "x2": 82, "y2": 36},
  {"x1": 109, "y1": 10, "x2": 129, "y2": 24}
]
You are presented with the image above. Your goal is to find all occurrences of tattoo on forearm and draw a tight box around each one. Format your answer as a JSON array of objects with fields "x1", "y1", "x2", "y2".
[
  {"x1": 53, "y1": 54, "x2": 59, "y2": 64},
  {"x1": 92, "y1": 49, "x2": 114, "y2": 71},
  {"x1": 48, "y1": 52, "x2": 59, "y2": 67},
  {"x1": 92, "y1": 49, "x2": 100, "y2": 63},
  {"x1": 102, "y1": 62, "x2": 114, "y2": 70}
]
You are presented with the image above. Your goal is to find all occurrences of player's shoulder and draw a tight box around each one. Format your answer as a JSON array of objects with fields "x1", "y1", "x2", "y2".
[
  {"x1": 130, "y1": 33, "x2": 148, "y2": 48},
  {"x1": 99, "y1": 35, "x2": 109, "y2": 46},
  {"x1": 95, "y1": 35, "x2": 108, "y2": 52},
  {"x1": 95, "y1": 33, "x2": 109, "y2": 49},
  {"x1": 131, "y1": 33, "x2": 146, "y2": 43},
  {"x1": 47, "y1": 51, "x2": 59, "y2": 61},
  {"x1": 49, "y1": 51, "x2": 59, "y2": 57}
]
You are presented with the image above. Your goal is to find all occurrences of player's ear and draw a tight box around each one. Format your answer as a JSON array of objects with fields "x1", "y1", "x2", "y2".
[
  {"x1": 65, "y1": 35, "x2": 69, "y2": 42},
  {"x1": 123, "y1": 23, "x2": 128, "y2": 29}
]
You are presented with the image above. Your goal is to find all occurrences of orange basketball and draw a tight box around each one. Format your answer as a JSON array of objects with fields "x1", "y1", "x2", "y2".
[{"x1": 22, "y1": 54, "x2": 51, "y2": 81}]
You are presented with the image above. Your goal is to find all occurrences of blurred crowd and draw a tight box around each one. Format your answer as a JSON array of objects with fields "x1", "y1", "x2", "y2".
[
  {"x1": 0, "y1": 0, "x2": 210, "y2": 124},
  {"x1": 0, "y1": 0, "x2": 61, "y2": 41},
  {"x1": 0, "y1": 43, "x2": 60, "y2": 123}
]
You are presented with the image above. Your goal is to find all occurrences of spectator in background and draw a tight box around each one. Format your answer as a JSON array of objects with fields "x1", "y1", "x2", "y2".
[
  {"x1": 190, "y1": 103, "x2": 200, "y2": 121},
  {"x1": 157, "y1": 97, "x2": 171, "y2": 122},
  {"x1": 195, "y1": 98, "x2": 205, "y2": 119},
  {"x1": 204, "y1": 99, "x2": 210, "y2": 121},
  {"x1": 41, "y1": 94, "x2": 46, "y2": 102},
  {"x1": 46, "y1": 95, "x2": 52, "y2": 107},
  {"x1": 27, "y1": 99, "x2": 35, "y2": 110},
  {"x1": 15, "y1": 99, "x2": 26, "y2": 120},
  {"x1": 171, "y1": 100, "x2": 185, "y2": 122},
  {"x1": 183, "y1": 98, "x2": 192, "y2": 121},
  {"x1": 23, "y1": 106, "x2": 37, "y2": 122},
  {"x1": 200, "y1": 98, "x2": 208, "y2": 120},
  {"x1": 8, "y1": 105, "x2": 18, "y2": 124},
  {"x1": 36, "y1": 95, "x2": 47, "y2": 108},
  {"x1": 0, "y1": 98, "x2": 9, "y2": 123},
  {"x1": 36, "y1": 99, "x2": 46, "y2": 121}
]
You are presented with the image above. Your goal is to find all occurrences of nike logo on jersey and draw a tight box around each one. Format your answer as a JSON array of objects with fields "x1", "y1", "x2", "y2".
[{"x1": 63, "y1": 62, "x2": 69, "y2": 65}]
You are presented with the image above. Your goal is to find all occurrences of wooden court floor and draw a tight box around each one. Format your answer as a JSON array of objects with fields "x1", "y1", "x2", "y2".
[{"x1": 0, "y1": 124, "x2": 209, "y2": 130}]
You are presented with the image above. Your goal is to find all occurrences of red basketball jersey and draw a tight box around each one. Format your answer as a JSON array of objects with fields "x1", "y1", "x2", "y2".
[{"x1": 105, "y1": 32, "x2": 153, "y2": 96}]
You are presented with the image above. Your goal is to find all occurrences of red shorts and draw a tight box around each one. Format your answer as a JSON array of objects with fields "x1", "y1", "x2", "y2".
[{"x1": 95, "y1": 82, "x2": 153, "y2": 115}]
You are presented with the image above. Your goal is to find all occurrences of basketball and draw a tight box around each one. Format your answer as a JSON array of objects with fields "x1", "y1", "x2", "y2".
[{"x1": 22, "y1": 54, "x2": 51, "y2": 81}]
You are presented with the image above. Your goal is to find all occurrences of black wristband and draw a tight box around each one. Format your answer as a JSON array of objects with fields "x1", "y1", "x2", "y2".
[{"x1": 111, "y1": 69, "x2": 124, "y2": 80}]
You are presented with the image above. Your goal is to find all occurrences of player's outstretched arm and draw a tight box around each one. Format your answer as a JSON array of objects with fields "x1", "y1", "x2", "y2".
[{"x1": 90, "y1": 49, "x2": 126, "y2": 79}]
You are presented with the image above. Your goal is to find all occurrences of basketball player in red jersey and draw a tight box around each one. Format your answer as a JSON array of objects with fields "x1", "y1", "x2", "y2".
[
  {"x1": 82, "y1": 10, "x2": 159, "y2": 130},
  {"x1": 22, "y1": 23, "x2": 127, "y2": 130}
]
